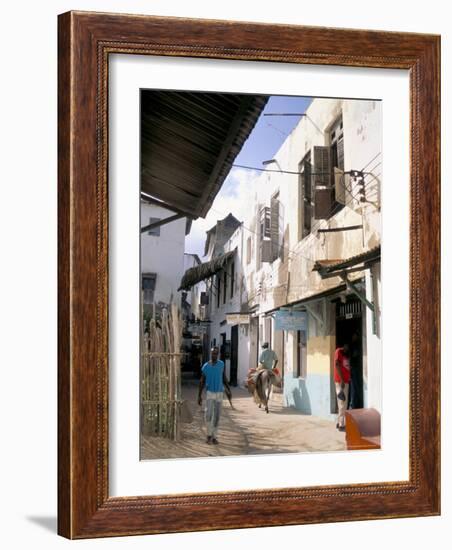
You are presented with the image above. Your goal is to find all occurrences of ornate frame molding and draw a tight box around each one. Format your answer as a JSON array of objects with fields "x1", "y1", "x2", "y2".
[{"x1": 58, "y1": 11, "x2": 440, "y2": 538}]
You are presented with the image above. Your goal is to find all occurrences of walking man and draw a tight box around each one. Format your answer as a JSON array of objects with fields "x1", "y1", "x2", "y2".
[
  {"x1": 334, "y1": 343, "x2": 351, "y2": 432},
  {"x1": 198, "y1": 346, "x2": 231, "y2": 445}
]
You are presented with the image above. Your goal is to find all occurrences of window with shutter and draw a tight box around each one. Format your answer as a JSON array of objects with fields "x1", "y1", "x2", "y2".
[
  {"x1": 334, "y1": 167, "x2": 346, "y2": 205},
  {"x1": 260, "y1": 207, "x2": 271, "y2": 239},
  {"x1": 337, "y1": 135, "x2": 344, "y2": 169},
  {"x1": 299, "y1": 152, "x2": 312, "y2": 238},
  {"x1": 278, "y1": 202, "x2": 284, "y2": 261},
  {"x1": 315, "y1": 188, "x2": 335, "y2": 219},
  {"x1": 230, "y1": 260, "x2": 235, "y2": 298},
  {"x1": 216, "y1": 274, "x2": 221, "y2": 308},
  {"x1": 147, "y1": 217, "x2": 161, "y2": 236},
  {"x1": 223, "y1": 270, "x2": 227, "y2": 304},
  {"x1": 330, "y1": 115, "x2": 345, "y2": 212},
  {"x1": 270, "y1": 193, "x2": 280, "y2": 261},
  {"x1": 260, "y1": 239, "x2": 273, "y2": 263},
  {"x1": 259, "y1": 206, "x2": 272, "y2": 264},
  {"x1": 313, "y1": 145, "x2": 333, "y2": 219},
  {"x1": 142, "y1": 273, "x2": 157, "y2": 304},
  {"x1": 314, "y1": 145, "x2": 331, "y2": 187},
  {"x1": 246, "y1": 236, "x2": 252, "y2": 265}
]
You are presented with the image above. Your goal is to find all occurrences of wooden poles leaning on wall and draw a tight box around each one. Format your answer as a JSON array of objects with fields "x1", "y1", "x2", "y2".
[{"x1": 141, "y1": 302, "x2": 183, "y2": 440}]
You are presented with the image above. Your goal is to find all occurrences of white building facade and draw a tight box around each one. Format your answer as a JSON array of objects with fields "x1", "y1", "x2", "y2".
[
  {"x1": 206, "y1": 98, "x2": 382, "y2": 418},
  {"x1": 141, "y1": 202, "x2": 189, "y2": 314}
]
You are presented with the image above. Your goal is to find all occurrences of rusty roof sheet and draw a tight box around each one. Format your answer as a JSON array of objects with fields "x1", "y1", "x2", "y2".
[{"x1": 313, "y1": 246, "x2": 381, "y2": 275}]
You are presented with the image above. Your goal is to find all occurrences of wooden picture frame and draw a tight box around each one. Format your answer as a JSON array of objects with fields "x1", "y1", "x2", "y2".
[{"x1": 58, "y1": 11, "x2": 440, "y2": 539}]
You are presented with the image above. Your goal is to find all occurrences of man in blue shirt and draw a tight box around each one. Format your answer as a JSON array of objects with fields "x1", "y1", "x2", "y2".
[{"x1": 198, "y1": 346, "x2": 231, "y2": 445}]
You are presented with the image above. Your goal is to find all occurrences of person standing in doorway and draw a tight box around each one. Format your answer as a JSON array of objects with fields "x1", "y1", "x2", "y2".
[
  {"x1": 197, "y1": 346, "x2": 231, "y2": 445},
  {"x1": 334, "y1": 343, "x2": 351, "y2": 432}
]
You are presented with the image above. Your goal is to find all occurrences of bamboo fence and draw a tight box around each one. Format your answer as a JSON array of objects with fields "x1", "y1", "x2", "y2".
[{"x1": 141, "y1": 302, "x2": 183, "y2": 440}]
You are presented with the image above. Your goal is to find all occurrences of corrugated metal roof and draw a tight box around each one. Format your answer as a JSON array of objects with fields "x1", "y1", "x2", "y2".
[
  {"x1": 141, "y1": 91, "x2": 268, "y2": 219},
  {"x1": 313, "y1": 246, "x2": 381, "y2": 275}
]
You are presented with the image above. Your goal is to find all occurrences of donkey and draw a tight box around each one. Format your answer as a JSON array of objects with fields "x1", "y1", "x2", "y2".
[{"x1": 254, "y1": 369, "x2": 275, "y2": 413}]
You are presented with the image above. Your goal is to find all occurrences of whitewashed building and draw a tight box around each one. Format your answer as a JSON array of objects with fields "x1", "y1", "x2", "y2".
[
  {"x1": 141, "y1": 201, "x2": 191, "y2": 314},
  {"x1": 195, "y1": 98, "x2": 382, "y2": 418}
]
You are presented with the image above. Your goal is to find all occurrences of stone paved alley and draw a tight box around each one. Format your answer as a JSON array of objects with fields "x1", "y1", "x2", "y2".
[{"x1": 141, "y1": 378, "x2": 346, "y2": 460}]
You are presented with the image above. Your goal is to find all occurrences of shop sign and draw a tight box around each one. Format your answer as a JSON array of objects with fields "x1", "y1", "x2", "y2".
[
  {"x1": 188, "y1": 323, "x2": 208, "y2": 334},
  {"x1": 274, "y1": 310, "x2": 307, "y2": 331},
  {"x1": 226, "y1": 313, "x2": 250, "y2": 325}
]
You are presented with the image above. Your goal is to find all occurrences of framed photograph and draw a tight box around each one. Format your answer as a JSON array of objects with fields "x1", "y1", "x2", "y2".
[{"x1": 58, "y1": 11, "x2": 440, "y2": 539}]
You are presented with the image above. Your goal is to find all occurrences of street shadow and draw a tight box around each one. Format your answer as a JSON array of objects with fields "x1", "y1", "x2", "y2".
[
  {"x1": 266, "y1": 406, "x2": 311, "y2": 416},
  {"x1": 291, "y1": 379, "x2": 312, "y2": 414},
  {"x1": 26, "y1": 515, "x2": 57, "y2": 533},
  {"x1": 245, "y1": 447, "x2": 304, "y2": 456}
]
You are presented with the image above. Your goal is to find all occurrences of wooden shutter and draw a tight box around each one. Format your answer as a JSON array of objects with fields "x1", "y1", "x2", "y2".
[
  {"x1": 216, "y1": 274, "x2": 221, "y2": 308},
  {"x1": 337, "y1": 135, "x2": 344, "y2": 170},
  {"x1": 246, "y1": 237, "x2": 252, "y2": 264},
  {"x1": 270, "y1": 196, "x2": 280, "y2": 261},
  {"x1": 258, "y1": 206, "x2": 271, "y2": 265},
  {"x1": 315, "y1": 188, "x2": 334, "y2": 219},
  {"x1": 260, "y1": 239, "x2": 273, "y2": 263},
  {"x1": 334, "y1": 167, "x2": 346, "y2": 205},
  {"x1": 223, "y1": 270, "x2": 227, "y2": 304},
  {"x1": 278, "y1": 202, "x2": 284, "y2": 260},
  {"x1": 303, "y1": 160, "x2": 312, "y2": 236},
  {"x1": 313, "y1": 146, "x2": 333, "y2": 219},
  {"x1": 313, "y1": 146, "x2": 331, "y2": 187},
  {"x1": 263, "y1": 207, "x2": 271, "y2": 238},
  {"x1": 230, "y1": 260, "x2": 235, "y2": 298}
]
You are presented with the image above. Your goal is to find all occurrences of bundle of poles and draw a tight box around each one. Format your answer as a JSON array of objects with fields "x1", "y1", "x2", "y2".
[{"x1": 141, "y1": 303, "x2": 183, "y2": 440}]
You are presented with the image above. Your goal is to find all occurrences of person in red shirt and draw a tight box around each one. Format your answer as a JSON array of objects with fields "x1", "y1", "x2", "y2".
[{"x1": 334, "y1": 343, "x2": 351, "y2": 432}]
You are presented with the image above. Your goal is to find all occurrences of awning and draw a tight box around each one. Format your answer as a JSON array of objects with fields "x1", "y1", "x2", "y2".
[
  {"x1": 141, "y1": 91, "x2": 268, "y2": 220},
  {"x1": 178, "y1": 250, "x2": 235, "y2": 291},
  {"x1": 313, "y1": 246, "x2": 380, "y2": 279},
  {"x1": 262, "y1": 283, "x2": 348, "y2": 316}
]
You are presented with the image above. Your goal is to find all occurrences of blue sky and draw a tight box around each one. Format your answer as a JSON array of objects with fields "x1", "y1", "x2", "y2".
[
  {"x1": 185, "y1": 95, "x2": 312, "y2": 258},
  {"x1": 235, "y1": 95, "x2": 312, "y2": 166}
]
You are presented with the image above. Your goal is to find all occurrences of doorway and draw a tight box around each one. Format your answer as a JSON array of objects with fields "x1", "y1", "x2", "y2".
[
  {"x1": 335, "y1": 298, "x2": 364, "y2": 409},
  {"x1": 296, "y1": 330, "x2": 307, "y2": 379},
  {"x1": 220, "y1": 332, "x2": 227, "y2": 361},
  {"x1": 230, "y1": 325, "x2": 238, "y2": 386}
]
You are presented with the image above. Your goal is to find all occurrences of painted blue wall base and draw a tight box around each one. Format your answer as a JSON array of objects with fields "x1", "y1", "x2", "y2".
[{"x1": 283, "y1": 374, "x2": 334, "y2": 419}]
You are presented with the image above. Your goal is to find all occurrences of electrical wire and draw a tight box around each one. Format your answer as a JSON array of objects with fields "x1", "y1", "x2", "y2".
[
  {"x1": 265, "y1": 122, "x2": 289, "y2": 138},
  {"x1": 203, "y1": 155, "x2": 382, "y2": 303},
  {"x1": 192, "y1": 154, "x2": 383, "y2": 291},
  {"x1": 206, "y1": 167, "x2": 380, "y2": 265}
]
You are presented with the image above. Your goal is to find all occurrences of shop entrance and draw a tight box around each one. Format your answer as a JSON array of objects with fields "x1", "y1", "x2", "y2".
[
  {"x1": 230, "y1": 325, "x2": 238, "y2": 386},
  {"x1": 335, "y1": 298, "x2": 364, "y2": 409}
]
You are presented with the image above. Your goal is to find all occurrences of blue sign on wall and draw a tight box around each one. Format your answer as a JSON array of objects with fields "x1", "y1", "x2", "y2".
[{"x1": 274, "y1": 310, "x2": 307, "y2": 331}]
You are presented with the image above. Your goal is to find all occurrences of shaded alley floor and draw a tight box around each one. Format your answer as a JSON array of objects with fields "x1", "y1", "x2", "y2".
[{"x1": 141, "y1": 377, "x2": 346, "y2": 460}]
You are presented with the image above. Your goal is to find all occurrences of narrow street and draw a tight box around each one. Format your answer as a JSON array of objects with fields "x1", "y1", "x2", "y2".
[{"x1": 141, "y1": 377, "x2": 346, "y2": 460}]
